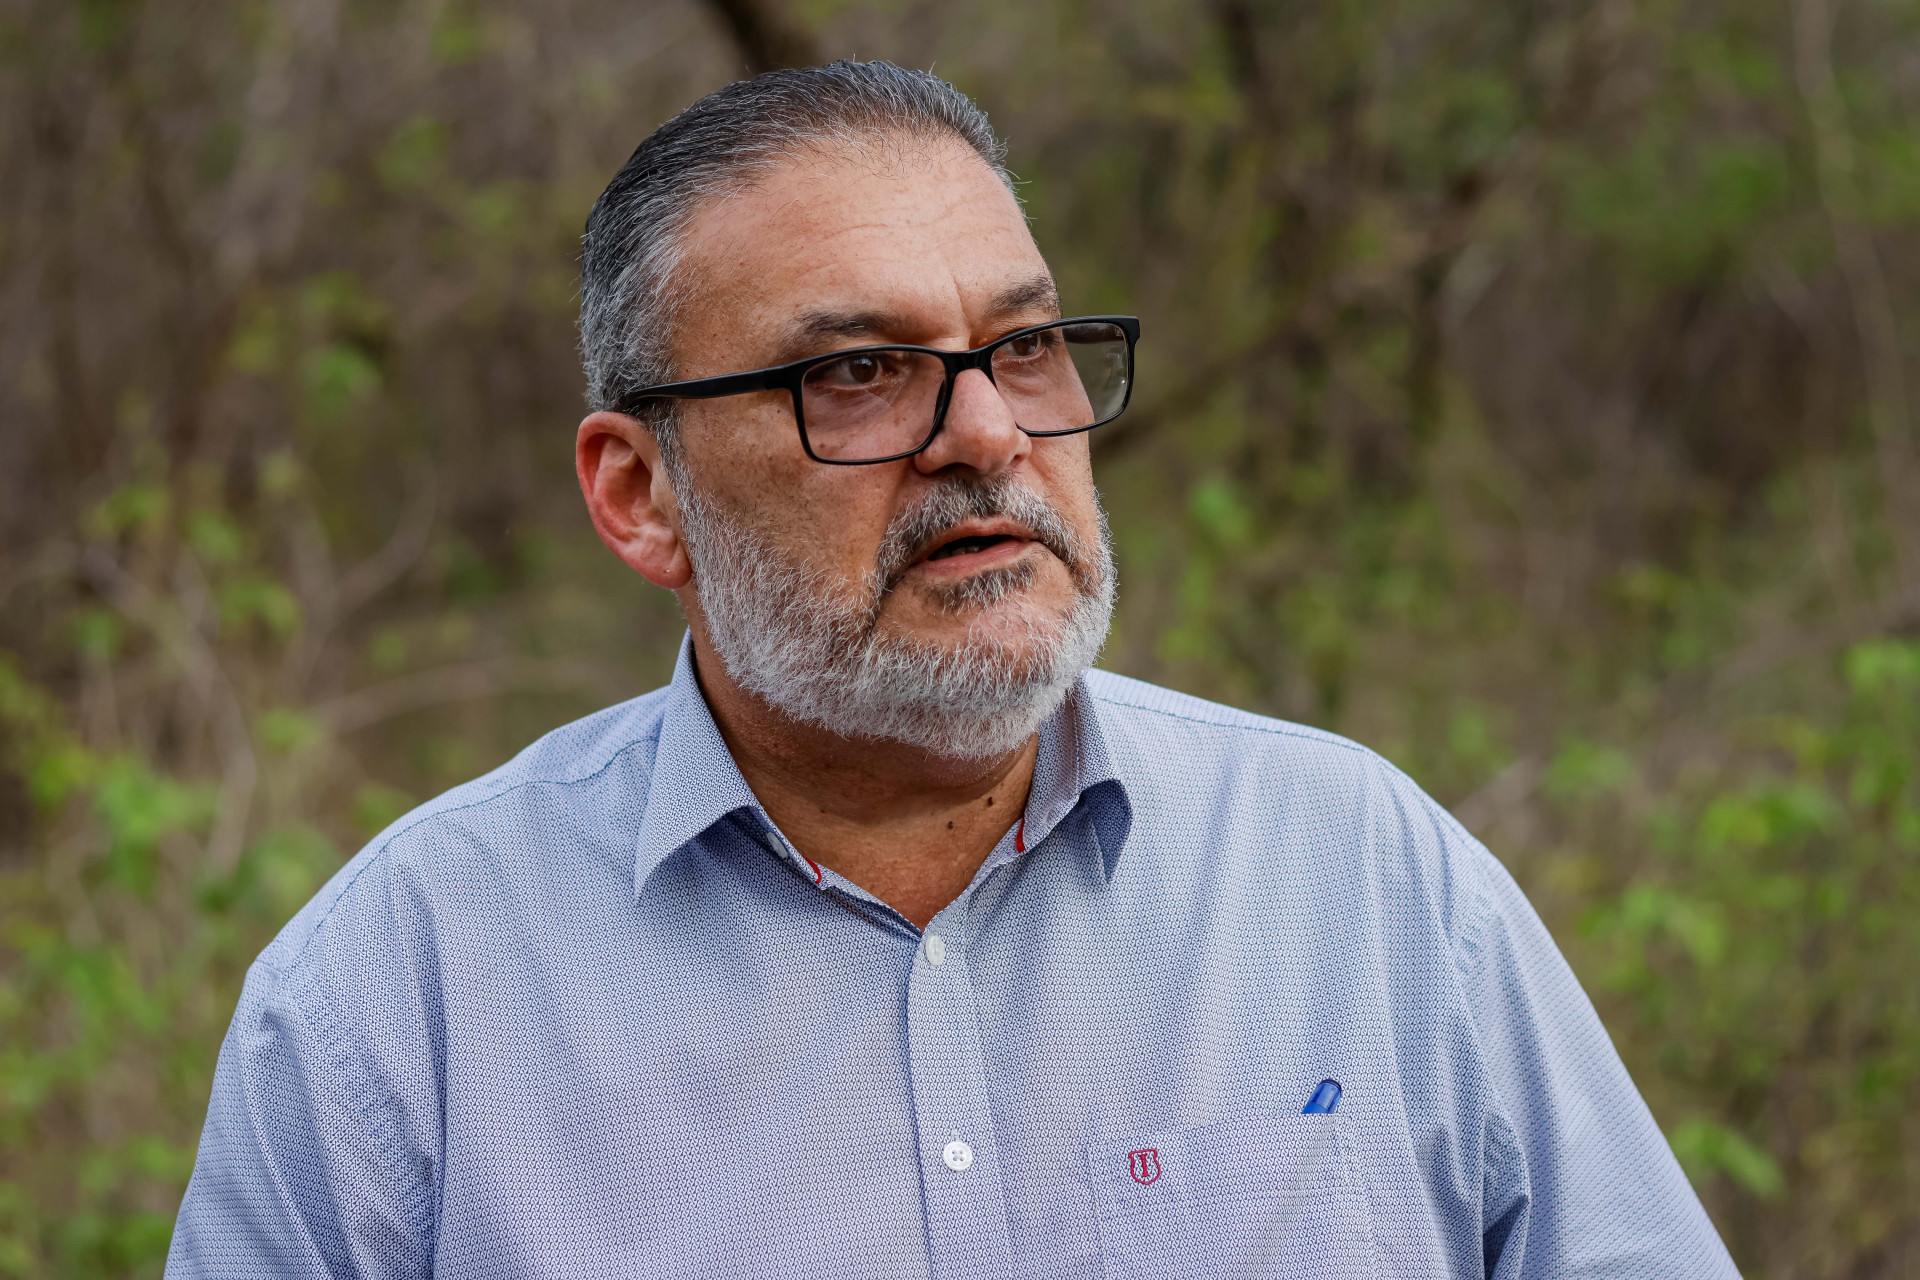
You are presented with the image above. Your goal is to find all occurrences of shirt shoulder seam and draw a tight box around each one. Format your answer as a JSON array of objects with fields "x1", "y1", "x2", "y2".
[
  {"x1": 1346, "y1": 749, "x2": 1501, "y2": 973},
  {"x1": 265, "y1": 728, "x2": 664, "y2": 977},
  {"x1": 1086, "y1": 684, "x2": 1372, "y2": 754}
]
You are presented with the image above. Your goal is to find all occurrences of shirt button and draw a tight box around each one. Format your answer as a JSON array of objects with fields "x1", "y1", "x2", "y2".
[
  {"x1": 943, "y1": 1140, "x2": 974, "y2": 1171},
  {"x1": 924, "y1": 934, "x2": 946, "y2": 966}
]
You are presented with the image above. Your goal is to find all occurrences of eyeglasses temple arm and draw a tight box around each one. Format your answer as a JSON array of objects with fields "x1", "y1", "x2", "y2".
[{"x1": 616, "y1": 367, "x2": 787, "y2": 413}]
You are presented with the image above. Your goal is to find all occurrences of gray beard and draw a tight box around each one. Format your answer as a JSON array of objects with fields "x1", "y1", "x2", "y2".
[{"x1": 673, "y1": 468, "x2": 1115, "y2": 760}]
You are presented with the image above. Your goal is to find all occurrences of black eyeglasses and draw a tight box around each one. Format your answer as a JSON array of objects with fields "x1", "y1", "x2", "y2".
[{"x1": 619, "y1": 316, "x2": 1139, "y2": 465}]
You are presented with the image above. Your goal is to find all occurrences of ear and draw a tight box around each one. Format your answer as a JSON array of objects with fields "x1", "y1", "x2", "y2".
[{"x1": 575, "y1": 411, "x2": 693, "y2": 590}]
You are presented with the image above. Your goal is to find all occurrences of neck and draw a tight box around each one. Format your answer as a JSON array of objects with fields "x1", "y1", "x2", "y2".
[{"x1": 686, "y1": 630, "x2": 1038, "y2": 930}]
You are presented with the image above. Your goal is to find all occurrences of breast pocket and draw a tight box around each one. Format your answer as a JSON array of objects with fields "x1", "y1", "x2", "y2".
[{"x1": 1084, "y1": 1114, "x2": 1382, "y2": 1280}]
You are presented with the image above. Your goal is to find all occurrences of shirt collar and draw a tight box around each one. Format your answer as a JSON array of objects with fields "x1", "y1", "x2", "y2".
[
  {"x1": 1008, "y1": 678, "x2": 1133, "y2": 882},
  {"x1": 631, "y1": 636, "x2": 767, "y2": 896},
  {"x1": 632, "y1": 634, "x2": 1136, "y2": 895}
]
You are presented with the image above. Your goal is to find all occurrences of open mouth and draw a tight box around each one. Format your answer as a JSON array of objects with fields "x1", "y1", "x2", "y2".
[{"x1": 926, "y1": 533, "x2": 1018, "y2": 561}]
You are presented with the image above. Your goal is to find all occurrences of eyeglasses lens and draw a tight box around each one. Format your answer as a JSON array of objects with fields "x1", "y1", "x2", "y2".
[
  {"x1": 992, "y1": 321, "x2": 1130, "y2": 437},
  {"x1": 798, "y1": 321, "x2": 1131, "y2": 462},
  {"x1": 799, "y1": 350, "x2": 948, "y2": 462}
]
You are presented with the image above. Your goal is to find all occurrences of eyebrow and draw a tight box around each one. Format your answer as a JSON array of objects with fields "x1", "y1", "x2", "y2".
[
  {"x1": 988, "y1": 274, "x2": 1061, "y2": 320},
  {"x1": 775, "y1": 273, "x2": 1063, "y2": 361}
]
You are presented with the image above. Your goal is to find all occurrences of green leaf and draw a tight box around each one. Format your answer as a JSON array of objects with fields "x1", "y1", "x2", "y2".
[
  {"x1": 376, "y1": 115, "x2": 450, "y2": 193},
  {"x1": 257, "y1": 707, "x2": 322, "y2": 755},
  {"x1": 187, "y1": 510, "x2": 245, "y2": 566},
  {"x1": 86, "y1": 483, "x2": 168, "y2": 539},
  {"x1": 69, "y1": 610, "x2": 122, "y2": 663},
  {"x1": 430, "y1": 8, "x2": 486, "y2": 65},
  {"x1": 300, "y1": 344, "x2": 382, "y2": 422},
  {"x1": 91, "y1": 756, "x2": 216, "y2": 894},
  {"x1": 1188, "y1": 476, "x2": 1254, "y2": 547},
  {"x1": 1670, "y1": 1119, "x2": 1785, "y2": 1198},
  {"x1": 1845, "y1": 639, "x2": 1920, "y2": 698},
  {"x1": 1544, "y1": 737, "x2": 1632, "y2": 801},
  {"x1": 218, "y1": 576, "x2": 303, "y2": 638}
]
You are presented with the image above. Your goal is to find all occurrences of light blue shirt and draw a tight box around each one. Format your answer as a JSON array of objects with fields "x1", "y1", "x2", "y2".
[{"x1": 169, "y1": 638, "x2": 1738, "y2": 1278}]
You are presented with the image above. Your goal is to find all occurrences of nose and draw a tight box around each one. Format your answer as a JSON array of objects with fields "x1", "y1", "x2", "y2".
[{"x1": 914, "y1": 367, "x2": 1030, "y2": 477}]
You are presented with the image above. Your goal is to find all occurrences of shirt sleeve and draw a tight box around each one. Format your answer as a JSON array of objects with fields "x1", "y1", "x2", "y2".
[
  {"x1": 1445, "y1": 825, "x2": 1742, "y2": 1279},
  {"x1": 166, "y1": 958, "x2": 435, "y2": 1279}
]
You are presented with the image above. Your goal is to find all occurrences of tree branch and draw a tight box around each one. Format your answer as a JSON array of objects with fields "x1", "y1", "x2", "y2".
[
  {"x1": 313, "y1": 657, "x2": 629, "y2": 735},
  {"x1": 702, "y1": 0, "x2": 819, "y2": 75},
  {"x1": 1794, "y1": 0, "x2": 1920, "y2": 582}
]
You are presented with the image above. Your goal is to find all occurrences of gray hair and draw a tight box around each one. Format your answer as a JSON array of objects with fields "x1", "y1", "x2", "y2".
[
  {"x1": 579, "y1": 61, "x2": 1012, "y2": 454},
  {"x1": 676, "y1": 470, "x2": 1113, "y2": 758}
]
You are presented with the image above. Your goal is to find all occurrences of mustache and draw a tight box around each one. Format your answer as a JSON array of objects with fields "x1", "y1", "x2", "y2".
[{"x1": 872, "y1": 474, "x2": 1093, "y2": 597}]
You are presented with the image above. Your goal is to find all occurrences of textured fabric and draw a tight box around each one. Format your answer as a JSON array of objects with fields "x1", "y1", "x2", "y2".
[{"x1": 168, "y1": 636, "x2": 1739, "y2": 1279}]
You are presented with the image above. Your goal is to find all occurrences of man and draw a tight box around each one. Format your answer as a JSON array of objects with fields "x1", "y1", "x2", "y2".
[{"x1": 169, "y1": 61, "x2": 1739, "y2": 1279}]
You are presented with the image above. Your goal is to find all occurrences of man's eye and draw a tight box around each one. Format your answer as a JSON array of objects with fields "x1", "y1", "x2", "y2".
[
  {"x1": 1004, "y1": 333, "x2": 1053, "y2": 361},
  {"x1": 820, "y1": 354, "x2": 888, "y2": 386}
]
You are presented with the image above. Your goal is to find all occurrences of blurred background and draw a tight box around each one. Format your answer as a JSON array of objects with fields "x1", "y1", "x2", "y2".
[{"x1": 2, "y1": 0, "x2": 1918, "y2": 1273}]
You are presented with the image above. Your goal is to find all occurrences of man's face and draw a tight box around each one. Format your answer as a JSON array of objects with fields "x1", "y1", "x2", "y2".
[{"x1": 665, "y1": 137, "x2": 1106, "y2": 669}]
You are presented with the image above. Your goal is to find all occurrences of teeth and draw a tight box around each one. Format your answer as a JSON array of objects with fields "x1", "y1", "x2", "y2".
[{"x1": 928, "y1": 534, "x2": 1009, "y2": 562}]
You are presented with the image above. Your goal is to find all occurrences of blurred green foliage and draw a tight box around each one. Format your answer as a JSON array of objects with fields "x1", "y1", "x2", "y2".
[{"x1": 2, "y1": 0, "x2": 1919, "y2": 1274}]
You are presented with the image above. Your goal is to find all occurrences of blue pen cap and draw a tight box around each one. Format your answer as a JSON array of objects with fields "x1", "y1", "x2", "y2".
[{"x1": 1302, "y1": 1079, "x2": 1342, "y2": 1114}]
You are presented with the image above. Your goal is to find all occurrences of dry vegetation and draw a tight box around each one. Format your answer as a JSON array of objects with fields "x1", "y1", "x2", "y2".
[{"x1": 2, "y1": 0, "x2": 1918, "y2": 1274}]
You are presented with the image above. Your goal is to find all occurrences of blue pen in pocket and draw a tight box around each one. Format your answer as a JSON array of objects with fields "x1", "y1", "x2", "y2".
[{"x1": 1301, "y1": 1079, "x2": 1342, "y2": 1114}]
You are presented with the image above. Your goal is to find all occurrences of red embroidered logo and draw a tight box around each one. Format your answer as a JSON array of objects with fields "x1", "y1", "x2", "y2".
[{"x1": 1127, "y1": 1148, "x2": 1161, "y2": 1186}]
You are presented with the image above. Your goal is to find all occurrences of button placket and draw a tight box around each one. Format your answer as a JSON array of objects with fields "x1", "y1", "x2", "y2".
[{"x1": 904, "y1": 923, "x2": 1015, "y2": 1279}]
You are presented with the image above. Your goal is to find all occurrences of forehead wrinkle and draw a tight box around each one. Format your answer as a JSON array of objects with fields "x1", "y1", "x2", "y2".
[
  {"x1": 775, "y1": 268, "x2": 1060, "y2": 360},
  {"x1": 680, "y1": 142, "x2": 1047, "y2": 371},
  {"x1": 782, "y1": 308, "x2": 919, "y2": 354}
]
